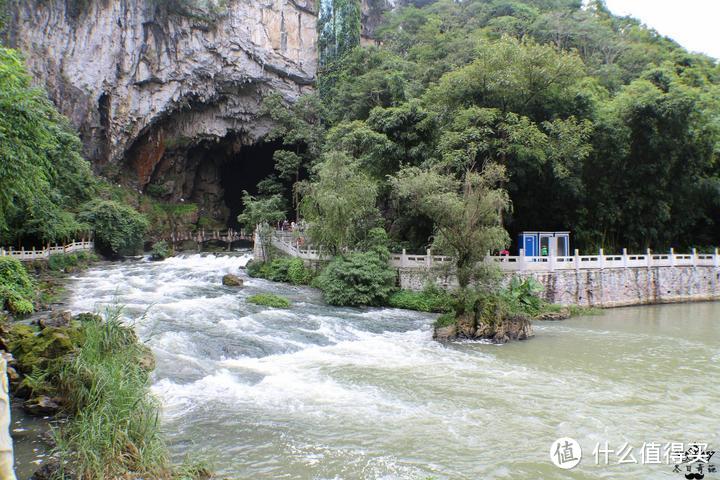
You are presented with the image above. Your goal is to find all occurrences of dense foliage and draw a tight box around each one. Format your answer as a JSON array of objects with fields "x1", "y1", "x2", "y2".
[
  {"x1": 78, "y1": 200, "x2": 149, "y2": 256},
  {"x1": 150, "y1": 241, "x2": 172, "y2": 261},
  {"x1": 387, "y1": 285, "x2": 454, "y2": 313},
  {"x1": 312, "y1": 228, "x2": 397, "y2": 306},
  {"x1": 0, "y1": 257, "x2": 35, "y2": 315},
  {"x1": 246, "y1": 257, "x2": 314, "y2": 285},
  {"x1": 0, "y1": 47, "x2": 95, "y2": 245},
  {"x1": 260, "y1": 0, "x2": 720, "y2": 253}
]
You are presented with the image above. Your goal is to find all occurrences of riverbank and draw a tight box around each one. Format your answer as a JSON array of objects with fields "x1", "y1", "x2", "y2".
[{"x1": 1, "y1": 252, "x2": 211, "y2": 479}]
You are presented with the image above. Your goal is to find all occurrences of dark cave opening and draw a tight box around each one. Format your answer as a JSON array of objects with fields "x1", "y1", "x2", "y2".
[{"x1": 219, "y1": 140, "x2": 285, "y2": 229}]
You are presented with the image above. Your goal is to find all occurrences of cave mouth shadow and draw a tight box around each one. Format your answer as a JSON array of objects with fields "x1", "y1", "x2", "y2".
[{"x1": 219, "y1": 140, "x2": 284, "y2": 229}]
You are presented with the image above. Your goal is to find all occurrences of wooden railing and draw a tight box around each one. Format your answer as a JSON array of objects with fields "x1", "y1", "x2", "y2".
[
  {"x1": 0, "y1": 241, "x2": 94, "y2": 261},
  {"x1": 271, "y1": 231, "x2": 720, "y2": 272}
]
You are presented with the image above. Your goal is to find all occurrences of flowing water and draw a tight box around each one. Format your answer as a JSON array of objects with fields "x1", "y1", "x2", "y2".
[{"x1": 64, "y1": 254, "x2": 719, "y2": 479}]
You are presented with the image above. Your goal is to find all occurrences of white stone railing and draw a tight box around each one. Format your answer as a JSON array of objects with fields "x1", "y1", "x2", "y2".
[
  {"x1": 0, "y1": 241, "x2": 94, "y2": 261},
  {"x1": 486, "y1": 247, "x2": 720, "y2": 272},
  {"x1": 271, "y1": 228, "x2": 720, "y2": 272}
]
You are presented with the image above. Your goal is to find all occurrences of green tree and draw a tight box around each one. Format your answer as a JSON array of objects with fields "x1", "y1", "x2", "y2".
[
  {"x1": 299, "y1": 152, "x2": 379, "y2": 255},
  {"x1": 318, "y1": 0, "x2": 362, "y2": 66},
  {"x1": 78, "y1": 200, "x2": 148, "y2": 256},
  {"x1": 0, "y1": 47, "x2": 95, "y2": 245},
  {"x1": 236, "y1": 192, "x2": 286, "y2": 259},
  {"x1": 392, "y1": 164, "x2": 510, "y2": 289}
]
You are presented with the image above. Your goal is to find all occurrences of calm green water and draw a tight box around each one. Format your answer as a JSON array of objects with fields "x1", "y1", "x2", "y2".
[{"x1": 64, "y1": 254, "x2": 719, "y2": 479}]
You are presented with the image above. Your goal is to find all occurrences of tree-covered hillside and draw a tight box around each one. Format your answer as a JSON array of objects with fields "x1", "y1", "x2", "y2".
[{"x1": 270, "y1": 0, "x2": 720, "y2": 253}]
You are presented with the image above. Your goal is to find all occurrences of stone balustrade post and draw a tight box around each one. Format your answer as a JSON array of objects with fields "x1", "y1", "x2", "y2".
[
  {"x1": 670, "y1": 247, "x2": 675, "y2": 267},
  {"x1": 647, "y1": 248, "x2": 652, "y2": 267},
  {"x1": 426, "y1": 249, "x2": 432, "y2": 268},
  {"x1": 622, "y1": 248, "x2": 628, "y2": 268},
  {"x1": 714, "y1": 248, "x2": 719, "y2": 268},
  {"x1": 574, "y1": 249, "x2": 580, "y2": 270},
  {"x1": 401, "y1": 249, "x2": 407, "y2": 268},
  {"x1": 548, "y1": 250, "x2": 556, "y2": 271},
  {"x1": 692, "y1": 247, "x2": 697, "y2": 266},
  {"x1": 0, "y1": 356, "x2": 16, "y2": 480},
  {"x1": 598, "y1": 248, "x2": 605, "y2": 269},
  {"x1": 519, "y1": 248, "x2": 527, "y2": 271}
]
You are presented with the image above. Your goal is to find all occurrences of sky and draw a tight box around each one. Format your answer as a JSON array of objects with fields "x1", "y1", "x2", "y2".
[{"x1": 603, "y1": 0, "x2": 720, "y2": 59}]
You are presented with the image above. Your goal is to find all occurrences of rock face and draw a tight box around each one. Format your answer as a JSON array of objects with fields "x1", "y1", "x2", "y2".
[{"x1": 5, "y1": 0, "x2": 318, "y2": 220}]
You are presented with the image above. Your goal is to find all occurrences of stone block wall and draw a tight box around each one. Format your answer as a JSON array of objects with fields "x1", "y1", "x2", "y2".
[{"x1": 398, "y1": 266, "x2": 720, "y2": 308}]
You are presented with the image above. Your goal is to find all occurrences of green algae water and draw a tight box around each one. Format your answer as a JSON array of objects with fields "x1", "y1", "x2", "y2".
[{"x1": 65, "y1": 254, "x2": 719, "y2": 479}]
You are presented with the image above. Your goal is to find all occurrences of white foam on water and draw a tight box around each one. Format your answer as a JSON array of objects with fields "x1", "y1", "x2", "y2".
[{"x1": 65, "y1": 256, "x2": 720, "y2": 480}]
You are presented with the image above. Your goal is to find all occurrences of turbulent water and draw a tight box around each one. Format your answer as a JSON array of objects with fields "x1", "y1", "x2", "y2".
[{"x1": 66, "y1": 254, "x2": 719, "y2": 479}]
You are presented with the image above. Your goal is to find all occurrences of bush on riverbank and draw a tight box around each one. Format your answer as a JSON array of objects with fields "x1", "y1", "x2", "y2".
[
  {"x1": 47, "y1": 251, "x2": 97, "y2": 272},
  {"x1": 0, "y1": 257, "x2": 36, "y2": 315},
  {"x1": 78, "y1": 199, "x2": 149, "y2": 256},
  {"x1": 247, "y1": 257, "x2": 314, "y2": 285},
  {"x1": 247, "y1": 293, "x2": 291, "y2": 308},
  {"x1": 313, "y1": 228, "x2": 397, "y2": 307},
  {"x1": 387, "y1": 285, "x2": 454, "y2": 313},
  {"x1": 151, "y1": 240, "x2": 172, "y2": 261}
]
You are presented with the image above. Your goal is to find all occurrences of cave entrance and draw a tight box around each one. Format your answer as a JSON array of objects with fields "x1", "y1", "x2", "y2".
[{"x1": 219, "y1": 140, "x2": 284, "y2": 229}]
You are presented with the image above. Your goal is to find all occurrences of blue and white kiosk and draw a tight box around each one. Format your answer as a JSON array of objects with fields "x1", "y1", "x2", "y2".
[{"x1": 518, "y1": 231, "x2": 570, "y2": 257}]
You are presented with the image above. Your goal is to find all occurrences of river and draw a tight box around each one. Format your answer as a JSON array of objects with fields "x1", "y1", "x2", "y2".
[{"x1": 63, "y1": 254, "x2": 719, "y2": 479}]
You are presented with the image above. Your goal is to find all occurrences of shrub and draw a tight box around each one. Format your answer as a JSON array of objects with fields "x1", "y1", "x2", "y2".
[
  {"x1": 247, "y1": 294, "x2": 291, "y2": 308},
  {"x1": 313, "y1": 250, "x2": 397, "y2": 306},
  {"x1": 47, "y1": 251, "x2": 97, "y2": 272},
  {"x1": 500, "y1": 277, "x2": 545, "y2": 316},
  {"x1": 78, "y1": 199, "x2": 149, "y2": 256},
  {"x1": 0, "y1": 257, "x2": 35, "y2": 315},
  {"x1": 150, "y1": 241, "x2": 172, "y2": 261},
  {"x1": 387, "y1": 285, "x2": 454, "y2": 312},
  {"x1": 246, "y1": 258, "x2": 314, "y2": 285}
]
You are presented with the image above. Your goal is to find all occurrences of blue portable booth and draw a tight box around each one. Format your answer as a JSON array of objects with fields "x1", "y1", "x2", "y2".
[{"x1": 518, "y1": 231, "x2": 570, "y2": 256}]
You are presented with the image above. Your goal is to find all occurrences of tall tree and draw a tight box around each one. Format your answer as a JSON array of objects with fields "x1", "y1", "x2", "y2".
[
  {"x1": 392, "y1": 164, "x2": 510, "y2": 289},
  {"x1": 298, "y1": 152, "x2": 379, "y2": 254}
]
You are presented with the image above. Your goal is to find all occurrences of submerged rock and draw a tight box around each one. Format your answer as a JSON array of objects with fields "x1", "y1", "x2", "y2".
[{"x1": 222, "y1": 274, "x2": 244, "y2": 287}]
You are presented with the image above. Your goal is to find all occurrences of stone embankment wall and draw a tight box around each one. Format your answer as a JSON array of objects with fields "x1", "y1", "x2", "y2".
[{"x1": 399, "y1": 266, "x2": 720, "y2": 308}]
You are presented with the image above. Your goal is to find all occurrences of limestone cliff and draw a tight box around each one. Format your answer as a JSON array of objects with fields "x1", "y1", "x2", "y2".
[{"x1": 5, "y1": 0, "x2": 317, "y2": 220}]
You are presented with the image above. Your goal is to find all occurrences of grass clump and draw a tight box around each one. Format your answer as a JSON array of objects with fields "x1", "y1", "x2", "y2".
[
  {"x1": 387, "y1": 284, "x2": 454, "y2": 313},
  {"x1": 247, "y1": 257, "x2": 314, "y2": 285},
  {"x1": 52, "y1": 306, "x2": 170, "y2": 479},
  {"x1": 434, "y1": 312, "x2": 457, "y2": 328},
  {"x1": 0, "y1": 257, "x2": 36, "y2": 315},
  {"x1": 247, "y1": 293, "x2": 291, "y2": 308}
]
